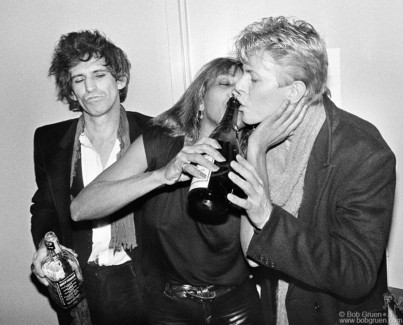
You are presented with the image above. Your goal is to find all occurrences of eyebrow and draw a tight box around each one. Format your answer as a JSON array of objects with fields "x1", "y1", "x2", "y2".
[
  {"x1": 242, "y1": 65, "x2": 254, "y2": 73},
  {"x1": 71, "y1": 68, "x2": 110, "y2": 79}
]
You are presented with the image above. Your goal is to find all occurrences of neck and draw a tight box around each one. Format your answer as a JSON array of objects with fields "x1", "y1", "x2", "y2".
[
  {"x1": 83, "y1": 107, "x2": 121, "y2": 143},
  {"x1": 198, "y1": 119, "x2": 216, "y2": 140}
]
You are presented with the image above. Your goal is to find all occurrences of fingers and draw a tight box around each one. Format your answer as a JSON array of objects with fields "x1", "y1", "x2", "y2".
[
  {"x1": 194, "y1": 137, "x2": 221, "y2": 149},
  {"x1": 234, "y1": 154, "x2": 263, "y2": 184},
  {"x1": 68, "y1": 258, "x2": 84, "y2": 282},
  {"x1": 181, "y1": 143, "x2": 225, "y2": 163},
  {"x1": 31, "y1": 246, "x2": 50, "y2": 285},
  {"x1": 227, "y1": 192, "x2": 249, "y2": 210},
  {"x1": 31, "y1": 261, "x2": 49, "y2": 286},
  {"x1": 175, "y1": 142, "x2": 225, "y2": 177},
  {"x1": 275, "y1": 99, "x2": 292, "y2": 120},
  {"x1": 229, "y1": 155, "x2": 263, "y2": 189},
  {"x1": 164, "y1": 141, "x2": 224, "y2": 184},
  {"x1": 60, "y1": 244, "x2": 78, "y2": 258},
  {"x1": 283, "y1": 103, "x2": 308, "y2": 136}
]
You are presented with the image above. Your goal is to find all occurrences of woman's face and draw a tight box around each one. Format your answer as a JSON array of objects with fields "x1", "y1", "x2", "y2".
[{"x1": 200, "y1": 67, "x2": 243, "y2": 137}]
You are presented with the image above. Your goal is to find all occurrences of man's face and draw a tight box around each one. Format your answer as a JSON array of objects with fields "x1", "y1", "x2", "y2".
[
  {"x1": 235, "y1": 51, "x2": 292, "y2": 125},
  {"x1": 70, "y1": 57, "x2": 125, "y2": 117}
]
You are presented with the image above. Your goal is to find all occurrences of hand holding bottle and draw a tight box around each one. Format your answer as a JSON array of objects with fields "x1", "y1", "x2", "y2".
[
  {"x1": 187, "y1": 96, "x2": 243, "y2": 218},
  {"x1": 31, "y1": 239, "x2": 81, "y2": 286},
  {"x1": 162, "y1": 137, "x2": 225, "y2": 185},
  {"x1": 228, "y1": 154, "x2": 272, "y2": 229}
]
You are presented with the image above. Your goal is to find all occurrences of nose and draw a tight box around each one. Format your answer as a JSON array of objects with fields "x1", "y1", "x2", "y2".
[
  {"x1": 233, "y1": 74, "x2": 248, "y2": 97},
  {"x1": 85, "y1": 77, "x2": 96, "y2": 92}
]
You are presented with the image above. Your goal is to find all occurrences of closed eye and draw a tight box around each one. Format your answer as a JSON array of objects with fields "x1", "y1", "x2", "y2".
[{"x1": 73, "y1": 77, "x2": 85, "y2": 83}]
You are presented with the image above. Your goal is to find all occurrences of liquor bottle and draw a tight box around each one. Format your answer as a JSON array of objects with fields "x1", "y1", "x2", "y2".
[
  {"x1": 41, "y1": 231, "x2": 92, "y2": 324},
  {"x1": 188, "y1": 96, "x2": 244, "y2": 219}
]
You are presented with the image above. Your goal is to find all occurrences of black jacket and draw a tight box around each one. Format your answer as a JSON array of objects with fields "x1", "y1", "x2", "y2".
[
  {"x1": 30, "y1": 110, "x2": 151, "y2": 266},
  {"x1": 248, "y1": 96, "x2": 396, "y2": 325}
]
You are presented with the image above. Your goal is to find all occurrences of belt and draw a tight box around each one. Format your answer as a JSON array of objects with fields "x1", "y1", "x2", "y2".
[
  {"x1": 164, "y1": 283, "x2": 235, "y2": 303},
  {"x1": 164, "y1": 282, "x2": 236, "y2": 324}
]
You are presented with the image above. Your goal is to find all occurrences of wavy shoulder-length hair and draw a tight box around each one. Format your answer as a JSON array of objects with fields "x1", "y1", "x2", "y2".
[{"x1": 152, "y1": 57, "x2": 242, "y2": 142}]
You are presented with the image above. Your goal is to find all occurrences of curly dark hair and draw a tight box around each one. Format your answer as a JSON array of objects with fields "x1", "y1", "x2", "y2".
[{"x1": 49, "y1": 30, "x2": 131, "y2": 111}]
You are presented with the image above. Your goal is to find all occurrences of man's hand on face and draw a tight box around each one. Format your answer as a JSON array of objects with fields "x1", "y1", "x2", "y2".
[{"x1": 247, "y1": 98, "x2": 308, "y2": 156}]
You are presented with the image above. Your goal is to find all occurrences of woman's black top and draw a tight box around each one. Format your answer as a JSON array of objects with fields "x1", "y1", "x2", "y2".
[{"x1": 139, "y1": 125, "x2": 250, "y2": 291}]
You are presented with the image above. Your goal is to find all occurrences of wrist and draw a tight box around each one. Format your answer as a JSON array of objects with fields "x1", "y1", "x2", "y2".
[
  {"x1": 252, "y1": 216, "x2": 269, "y2": 230},
  {"x1": 153, "y1": 169, "x2": 171, "y2": 186},
  {"x1": 252, "y1": 204, "x2": 272, "y2": 230}
]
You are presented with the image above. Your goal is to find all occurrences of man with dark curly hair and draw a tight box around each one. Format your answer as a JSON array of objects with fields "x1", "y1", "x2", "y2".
[{"x1": 30, "y1": 30, "x2": 150, "y2": 325}]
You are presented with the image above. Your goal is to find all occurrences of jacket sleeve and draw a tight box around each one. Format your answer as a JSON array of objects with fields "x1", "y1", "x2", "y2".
[
  {"x1": 30, "y1": 129, "x2": 61, "y2": 248},
  {"x1": 246, "y1": 144, "x2": 396, "y2": 299}
]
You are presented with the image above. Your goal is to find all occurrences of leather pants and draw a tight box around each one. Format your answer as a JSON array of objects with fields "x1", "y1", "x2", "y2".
[{"x1": 143, "y1": 276, "x2": 263, "y2": 325}]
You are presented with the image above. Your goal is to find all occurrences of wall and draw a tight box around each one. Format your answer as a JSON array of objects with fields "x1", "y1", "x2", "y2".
[{"x1": 0, "y1": 1, "x2": 402, "y2": 324}]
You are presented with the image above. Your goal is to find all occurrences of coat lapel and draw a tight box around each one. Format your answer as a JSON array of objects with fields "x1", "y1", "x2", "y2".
[{"x1": 47, "y1": 120, "x2": 78, "y2": 247}]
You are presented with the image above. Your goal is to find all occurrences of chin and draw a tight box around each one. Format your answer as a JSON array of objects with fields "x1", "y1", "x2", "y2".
[{"x1": 241, "y1": 115, "x2": 259, "y2": 126}]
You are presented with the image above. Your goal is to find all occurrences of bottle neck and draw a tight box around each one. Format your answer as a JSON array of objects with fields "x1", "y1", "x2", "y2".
[
  {"x1": 210, "y1": 97, "x2": 240, "y2": 141},
  {"x1": 44, "y1": 233, "x2": 62, "y2": 255}
]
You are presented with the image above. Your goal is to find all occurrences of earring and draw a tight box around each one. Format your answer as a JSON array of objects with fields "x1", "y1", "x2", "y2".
[{"x1": 197, "y1": 102, "x2": 204, "y2": 120}]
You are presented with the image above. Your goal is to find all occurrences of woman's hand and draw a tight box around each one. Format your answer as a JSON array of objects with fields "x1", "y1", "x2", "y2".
[
  {"x1": 227, "y1": 154, "x2": 272, "y2": 229},
  {"x1": 162, "y1": 137, "x2": 226, "y2": 185},
  {"x1": 247, "y1": 99, "x2": 307, "y2": 159}
]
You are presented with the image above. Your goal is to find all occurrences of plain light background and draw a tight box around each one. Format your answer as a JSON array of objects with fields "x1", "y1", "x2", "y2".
[{"x1": 1, "y1": 1, "x2": 402, "y2": 324}]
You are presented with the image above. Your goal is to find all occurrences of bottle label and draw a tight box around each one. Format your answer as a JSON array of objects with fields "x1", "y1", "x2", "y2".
[
  {"x1": 47, "y1": 272, "x2": 84, "y2": 308},
  {"x1": 189, "y1": 155, "x2": 214, "y2": 190},
  {"x1": 42, "y1": 260, "x2": 65, "y2": 281}
]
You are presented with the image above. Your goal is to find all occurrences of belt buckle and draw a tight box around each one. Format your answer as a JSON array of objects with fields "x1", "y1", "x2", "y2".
[{"x1": 185, "y1": 287, "x2": 216, "y2": 303}]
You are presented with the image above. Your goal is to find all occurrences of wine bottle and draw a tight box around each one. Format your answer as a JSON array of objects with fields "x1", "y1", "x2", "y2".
[
  {"x1": 188, "y1": 96, "x2": 244, "y2": 219},
  {"x1": 41, "y1": 232, "x2": 92, "y2": 324}
]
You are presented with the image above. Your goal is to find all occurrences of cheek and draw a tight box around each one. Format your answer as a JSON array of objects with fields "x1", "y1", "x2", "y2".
[
  {"x1": 203, "y1": 92, "x2": 226, "y2": 123},
  {"x1": 206, "y1": 105, "x2": 225, "y2": 125},
  {"x1": 71, "y1": 85, "x2": 84, "y2": 100},
  {"x1": 260, "y1": 88, "x2": 288, "y2": 113}
]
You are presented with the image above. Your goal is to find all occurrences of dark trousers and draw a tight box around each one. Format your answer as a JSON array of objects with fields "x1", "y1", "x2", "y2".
[
  {"x1": 143, "y1": 276, "x2": 263, "y2": 325},
  {"x1": 83, "y1": 259, "x2": 146, "y2": 325}
]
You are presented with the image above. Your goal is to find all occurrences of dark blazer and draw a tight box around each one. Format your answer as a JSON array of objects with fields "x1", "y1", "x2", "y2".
[
  {"x1": 30, "y1": 110, "x2": 151, "y2": 266},
  {"x1": 248, "y1": 96, "x2": 396, "y2": 325}
]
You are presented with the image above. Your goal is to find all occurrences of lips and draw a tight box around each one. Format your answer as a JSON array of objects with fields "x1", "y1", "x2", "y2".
[{"x1": 85, "y1": 95, "x2": 103, "y2": 102}]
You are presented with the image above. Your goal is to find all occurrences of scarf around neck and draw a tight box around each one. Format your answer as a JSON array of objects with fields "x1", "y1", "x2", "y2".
[
  {"x1": 70, "y1": 106, "x2": 137, "y2": 251},
  {"x1": 265, "y1": 104, "x2": 326, "y2": 325}
]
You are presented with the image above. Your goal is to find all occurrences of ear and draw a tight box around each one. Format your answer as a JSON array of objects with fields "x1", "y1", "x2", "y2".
[
  {"x1": 287, "y1": 81, "x2": 306, "y2": 104},
  {"x1": 117, "y1": 76, "x2": 128, "y2": 90}
]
